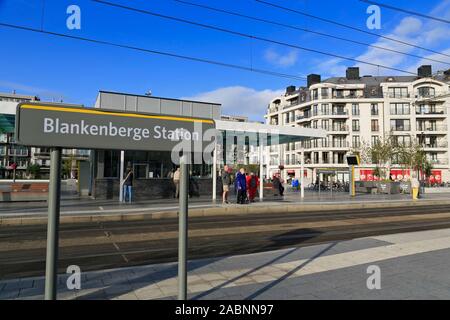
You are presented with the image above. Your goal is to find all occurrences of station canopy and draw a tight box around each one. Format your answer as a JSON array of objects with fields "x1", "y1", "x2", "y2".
[{"x1": 214, "y1": 120, "x2": 327, "y2": 146}]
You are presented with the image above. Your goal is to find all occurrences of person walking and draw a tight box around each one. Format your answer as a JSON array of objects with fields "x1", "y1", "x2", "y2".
[
  {"x1": 173, "y1": 167, "x2": 180, "y2": 198},
  {"x1": 235, "y1": 168, "x2": 247, "y2": 204},
  {"x1": 246, "y1": 172, "x2": 259, "y2": 202},
  {"x1": 221, "y1": 165, "x2": 231, "y2": 204},
  {"x1": 122, "y1": 167, "x2": 134, "y2": 203}
]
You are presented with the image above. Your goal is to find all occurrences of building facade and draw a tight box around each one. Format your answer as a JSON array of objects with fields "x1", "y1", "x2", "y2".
[
  {"x1": 0, "y1": 92, "x2": 39, "y2": 179},
  {"x1": 265, "y1": 66, "x2": 450, "y2": 185}
]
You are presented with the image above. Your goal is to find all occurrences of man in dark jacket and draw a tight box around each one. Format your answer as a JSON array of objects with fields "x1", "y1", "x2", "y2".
[{"x1": 235, "y1": 168, "x2": 247, "y2": 204}]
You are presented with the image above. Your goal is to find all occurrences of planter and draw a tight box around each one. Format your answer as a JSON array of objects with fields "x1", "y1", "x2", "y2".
[{"x1": 376, "y1": 181, "x2": 401, "y2": 194}]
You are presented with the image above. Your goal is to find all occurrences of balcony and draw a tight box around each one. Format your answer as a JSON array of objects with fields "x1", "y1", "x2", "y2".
[
  {"x1": 331, "y1": 141, "x2": 350, "y2": 148},
  {"x1": 415, "y1": 108, "x2": 446, "y2": 116},
  {"x1": 430, "y1": 159, "x2": 449, "y2": 165},
  {"x1": 330, "y1": 125, "x2": 349, "y2": 132},
  {"x1": 331, "y1": 110, "x2": 348, "y2": 116},
  {"x1": 391, "y1": 126, "x2": 411, "y2": 132},
  {"x1": 268, "y1": 106, "x2": 279, "y2": 113},
  {"x1": 296, "y1": 114, "x2": 311, "y2": 121},
  {"x1": 417, "y1": 125, "x2": 448, "y2": 132},
  {"x1": 420, "y1": 141, "x2": 448, "y2": 149}
]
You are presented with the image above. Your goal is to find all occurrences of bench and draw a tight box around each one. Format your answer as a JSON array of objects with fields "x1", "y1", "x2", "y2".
[{"x1": 11, "y1": 183, "x2": 49, "y2": 193}]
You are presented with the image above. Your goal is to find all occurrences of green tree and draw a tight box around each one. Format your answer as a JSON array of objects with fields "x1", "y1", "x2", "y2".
[{"x1": 26, "y1": 164, "x2": 41, "y2": 179}]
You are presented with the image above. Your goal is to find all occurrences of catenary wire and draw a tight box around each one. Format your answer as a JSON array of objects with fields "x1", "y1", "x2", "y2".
[
  {"x1": 255, "y1": 0, "x2": 450, "y2": 59},
  {"x1": 172, "y1": 0, "x2": 450, "y2": 66},
  {"x1": 91, "y1": 0, "x2": 418, "y2": 75},
  {"x1": 0, "y1": 21, "x2": 307, "y2": 81}
]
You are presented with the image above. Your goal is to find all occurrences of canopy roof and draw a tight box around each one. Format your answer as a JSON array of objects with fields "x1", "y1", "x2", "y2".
[{"x1": 215, "y1": 120, "x2": 327, "y2": 146}]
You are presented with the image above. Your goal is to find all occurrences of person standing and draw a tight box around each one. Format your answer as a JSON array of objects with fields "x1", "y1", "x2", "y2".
[
  {"x1": 411, "y1": 174, "x2": 420, "y2": 200},
  {"x1": 246, "y1": 172, "x2": 259, "y2": 202},
  {"x1": 122, "y1": 168, "x2": 134, "y2": 203},
  {"x1": 221, "y1": 165, "x2": 231, "y2": 204},
  {"x1": 173, "y1": 167, "x2": 180, "y2": 198},
  {"x1": 235, "y1": 168, "x2": 247, "y2": 204}
]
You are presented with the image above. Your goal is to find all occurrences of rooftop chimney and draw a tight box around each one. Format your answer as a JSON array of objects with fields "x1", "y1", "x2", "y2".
[
  {"x1": 418, "y1": 65, "x2": 432, "y2": 78},
  {"x1": 285, "y1": 85, "x2": 296, "y2": 94},
  {"x1": 346, "y1": 67, "x2": 360, "y2": 80},
  {"x1": 307, "y1": 74, "x2": 321, "y2": 88}
]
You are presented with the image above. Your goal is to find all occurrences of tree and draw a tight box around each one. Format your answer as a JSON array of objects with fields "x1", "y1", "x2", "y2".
[
  {"x1": 26, "y1": 164, "x2": 41, "y2": 179},
  {"x1": 355, "y1": 135, "x2": 396, "y2": 181}
]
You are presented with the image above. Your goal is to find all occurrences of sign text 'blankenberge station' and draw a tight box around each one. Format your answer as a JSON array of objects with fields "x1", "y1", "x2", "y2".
[{"x1": 15, "y1": 104, "x2": 216, "y2": 152}]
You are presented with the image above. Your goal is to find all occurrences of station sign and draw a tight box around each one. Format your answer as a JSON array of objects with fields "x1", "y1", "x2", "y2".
[{"x1": 15, "y1": 103, "x2": 216, "y2": 152}]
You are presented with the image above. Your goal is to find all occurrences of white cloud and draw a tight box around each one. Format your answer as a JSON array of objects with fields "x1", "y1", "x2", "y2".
[
  {"x1": 182, "y1": 86, "x2": 284, "y2": 121},
  {"x1": 264, "y1": 48, "x2": 299, "y2": 67},
  {"x1": 317, "y1": 0, "x2": 450, "y2": 78}
]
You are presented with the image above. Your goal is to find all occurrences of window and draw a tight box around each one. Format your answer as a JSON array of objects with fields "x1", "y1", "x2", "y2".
[
  {"x1": 321, "y1": 104, "x2": 330, "y2": 115},
  {"x1": 416, "y1": 104, "x2": 439, "y2": 115},
  {"x1": 390, "y1": 119, "x2": 410, "y2": 131},
  {"x1": 321, "y1": 119, "x2": 329, "y2": 130},
  {"x1": 313, "y1": 105, "x2": 319, "y2": 116},
  {"x1": 321, "y1": 88, "x2": 329, "y2": 98},
  {"x1": 312, "y1": 120, "x2": 318, "y2": 129},
  {"x1": 371, "y1": 104, "x2": 379, "y2": 116},
  {"x1": 312, "y1": 89, "x2": 319, "y2": 100},
  {"x1": 352, "y1": 103, "x2": 360, "y2": 115},
  {"x1": 352, "y1": 136, "x2": 360, "y2": 148},
  {"x1": 429, "y1": 152, "x2": 438, "y2": 162},
  {"x1": 104, "y1": 150, "x2": 119, "y2": 178},
  {"x1": 285, "y1": 154, "x2": 290, "y2": 165},
  {"x1": 418, "y1": 87, "x2": 435, "y2": 98},
  {"x1": 352, "y1": 120, "x2": 360, "y2": 131},
  {"x1": 371, "y1": 119, "x2": 379, "y2": 131},
  {"x1": 291, "y1": 154, "x2": 296, "y2": 164},
  {"x1": 371, "y1": 136, "x2": 379, "y2": 146},
  {"x1": 388, "y1": 87, "x2": 408, "y2": 98},
  {"x1": 322, "y1": 152, "x2": 329, "y2": 164},
  {"x1": 332, "y1": 105, "x2": 346, "y2": 115},
  {"x1": 390, "y1": 103, "x2": 410, "y2": 115},
  {"x1": 393, "y1": 136, "x2": 411, "y2": 147}
]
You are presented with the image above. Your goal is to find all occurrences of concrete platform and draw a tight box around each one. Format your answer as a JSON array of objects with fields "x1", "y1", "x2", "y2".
[{"x1": 3, "y1": 227, "x2": 450, "y2": 300}]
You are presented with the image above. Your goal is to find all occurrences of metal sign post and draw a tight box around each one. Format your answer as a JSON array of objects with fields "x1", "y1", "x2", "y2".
[
  {"x1": 178, "y1": 154, "x2": 189, "y2": 300},
  {"x1": 44, "y1": 147, "x2": 62, "y2": 300}
]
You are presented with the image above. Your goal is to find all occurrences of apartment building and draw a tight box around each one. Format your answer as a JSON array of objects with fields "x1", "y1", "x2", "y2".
[
  {"x1": 265, "y1": 65, "x2": 450, "y2": 185},
  {"x1": 0, "y1": 92, "x2": 40, "y2": 179}
]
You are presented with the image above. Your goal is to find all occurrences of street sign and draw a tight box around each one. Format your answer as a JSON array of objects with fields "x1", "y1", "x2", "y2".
[{"x1": 15, "y1": 103, "x2": 216, "y2": 152}]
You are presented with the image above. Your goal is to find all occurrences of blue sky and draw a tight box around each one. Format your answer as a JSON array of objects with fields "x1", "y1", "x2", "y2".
[{"x1": 1, "y1": 0, "x2": 450, "y2": 120}]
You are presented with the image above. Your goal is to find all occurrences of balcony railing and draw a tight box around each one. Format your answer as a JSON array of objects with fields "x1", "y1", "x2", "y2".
[
  {"x1": 331, "y1": 110, "x2": 348, "y2": 116},
  {"x1": 330, "y1": 125, "x2": 349, "y2": 132},
  {"x1": 331, "y1": 141, "x2": 350, "y2": 148},
  {"x1": 415, "y1": 109, "x2": 446, "y2": 115},
  {"x1": 420, "y1": 141, "x2": 448, "y2": 148},
  {"x1": 296, "y1": 114, "x2": 311, "y2": 120},
  {"x1": 430, "y1": 159, "x2": 449, "y2": 165},
  {"x1": 391, "y1": 126, "x2": 411, "y2": 132},
  {"x1": 417, "y1": 125, "x2": 448, "y2": 132}
]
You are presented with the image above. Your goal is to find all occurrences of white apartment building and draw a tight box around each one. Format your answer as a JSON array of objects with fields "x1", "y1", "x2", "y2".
[{"x1": 265, "y1": 66, "x2": 450, "y2": 185}]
